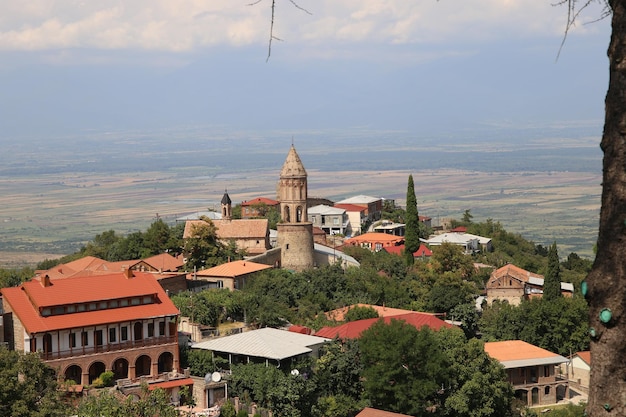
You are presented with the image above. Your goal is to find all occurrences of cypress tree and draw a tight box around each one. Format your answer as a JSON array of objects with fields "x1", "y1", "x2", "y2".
[
  {"x1": 543, "y1": 242, "x2": 562, "y2": 301},
  {"x1": 404, "y1": 174, "x2": 420, "y2": 265}
]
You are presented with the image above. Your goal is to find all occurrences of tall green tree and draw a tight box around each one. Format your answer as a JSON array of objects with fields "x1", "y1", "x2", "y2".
[
  {"x1": 404, "y1": 174, "x2": 420, "y2": 265},
  {"x1": 543, "y1": 242, "x2": 562, "y2": 301},
  {"x1": 359, "y1": 319, "x2": 449, "y2": 416},
  {"x1": 182, "y1": 217, "x2": 227, "y2": 270}
]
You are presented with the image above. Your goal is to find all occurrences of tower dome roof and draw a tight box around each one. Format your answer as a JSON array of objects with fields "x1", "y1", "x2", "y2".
[
  {"x1": 221, "y1": 190, "x2": 232, "y2": 205},
  {"x1": 280, "y1": 145, "x2": 307, "y2": 178}
]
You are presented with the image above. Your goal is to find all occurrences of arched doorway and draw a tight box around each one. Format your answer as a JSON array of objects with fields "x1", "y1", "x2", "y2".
[
  {"x1": 158, "y1": 351, "x2": 174, "y2": 374},
  {"x1": 134, "y1": 322, "x2": 143, "y2": 341},
  {"x1": 64, "y1": 365, "x2": 82, "y2": 385},
  {"x1": 112, "y1": 358, "x2": 129, "y2": 380},
  {"x1": 135, "y1": 355, "x2": 152, "y2": 377},
  {"x1": 88, "y1": 362, "x2": 106, "y2": 384},
  {"x1": 531, "y1": 387, "x2": 539, "y2": 405},
  {"x1": 515, "y1": 389, "x2": 528, "y2": 406}
]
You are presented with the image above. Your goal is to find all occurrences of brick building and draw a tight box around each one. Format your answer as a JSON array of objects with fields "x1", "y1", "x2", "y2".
[{"x1": 1, "y1": 269, "x2": 180, "y2": 386}]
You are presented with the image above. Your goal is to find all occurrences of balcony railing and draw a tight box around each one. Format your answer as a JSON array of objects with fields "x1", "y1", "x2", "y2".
[{"x1": 40, "y1": 335, "x2": 177, "y2": 361}]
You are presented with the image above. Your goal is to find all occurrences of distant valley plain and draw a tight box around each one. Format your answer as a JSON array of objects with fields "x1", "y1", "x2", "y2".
[{"x1": 0, "y1": 125, "x2": 602, "y2": 267}]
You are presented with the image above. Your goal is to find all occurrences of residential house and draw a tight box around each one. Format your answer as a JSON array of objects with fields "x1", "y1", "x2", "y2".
[
  {"x1": 308, "y1": 204, "x2": 349, "y2": 235},
  {"x1": 192, "y1": 260, "x2": 273, "y2": 290},
  {"x1": 334, "y1": 203, "x2": 367, "y2": 236},
  {"x1": 191, "y1": 327, "x2": 330, "y2": 368},
  {"x1": 176, "y1": 211, "x2": 222, "y2": 223},
  {"x1": 344, "y1": 232, "x2": 404, "y2": 252},
  {"x1": 315, "y1": 312, "x2": 453, "y2": 339},
  {"x1": 484, "y1": 340, "x2": 569, "y2": 407},
  {"x1": 183, "y1": 218, "x2": 270, "y2": 256},
  {"x1": 486, "y1": 264, "x2": 574, "y2": 306},
  {"x1": 1, "y1": 270, "x2": 181, "y2": 386},
  {"x1": 325, "y1": 304, "x2": 420, "y2": 322},
  {"x1": 335, "y1": 195, "x2": 383, "y2": 223},
  {"x1": 422, "y1": 232, "x2": 492, "y2": 253},
  {"x1": 373, "y1": 220, "x2": 405, "y2": 236},
  {"x1": 241, "y1": 197, "x2": 280, "y2": 219},
  {"x1": 565, "y1": 351, "x2": 590, "y2": 395}
]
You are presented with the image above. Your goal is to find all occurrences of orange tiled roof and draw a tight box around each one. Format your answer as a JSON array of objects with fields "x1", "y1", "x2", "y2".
[
  {"x1": 325, "y1": 304, "x2": 417, "y2": 321},
  {"x1": 148, "y1": 377, "x2": 194, "y2": 390},
  {"x1": 345, "y1": 232, "x2": 404, "y2": 244},
  {"x1": 575, "y1": 351, "x2": 591, "y2": 365},
  {"x1": 356, "y1": 407, "x2": 413, "y2": 417},
  {"x1": 1, "y1": 271, "x2": 179, "y2": 334},
  {"x1": 184, "y1": 219, "x2": 269, "y2": 240},
  {"x1": 196, "y1": 260, "x2": 272, "y2": 278},
  {"x1": 36, "y1": 256, "x2": 108, "y2": 279},
  {"x1": 484, "y1": 340, "x2": 562, "y2": 363},
  {"x1": 334, "y1": 203, "x2": 366, "y2": 213},
  {"x1": 242, "y1": 197, "x2": 279, "y2": 206},
  {"x1": 383, "y1": 244, "x2": 432, "y2": 257},
  {"x1": 315, "y1": 312, "x2": 452, "y2": 339},
  {"x1": 489, "y1": 264, "x2": 543, "y2": 284},
  {"x1": 143, "y1": 253, "x2": 184, "y2": 272}
]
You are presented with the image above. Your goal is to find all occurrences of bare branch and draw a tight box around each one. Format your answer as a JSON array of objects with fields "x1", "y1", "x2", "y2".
[
  {"x1": 556, "y1": 0, "x2": 611, "y2": 60},
  {"x1": 288, "y1": 0, "x2": 312, "y2": 15}
]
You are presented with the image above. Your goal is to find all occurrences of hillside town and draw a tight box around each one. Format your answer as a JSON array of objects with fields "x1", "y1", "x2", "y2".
[{"x1": 0, "y1": 145, "x2": 591, "y2": 417}]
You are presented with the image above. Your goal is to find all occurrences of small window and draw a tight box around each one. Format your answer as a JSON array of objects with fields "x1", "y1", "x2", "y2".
[
  {"x1": 41, "y1": 308, "x2": 51, "y2": 317},
  {"x1": 88, "y1": 303, "x2": 97, "y2": 311},
  {"x1": 142, "y1": 296, "x2": 152, "y2": 304},
  {"x1": 120, "y1": 299, "x2": 129, "y2": 307},
  {"x1": 53, "y1": 306, "x2": 65, "y2": 315},
  {"x1": 159, "y1": 321, "x2": 166, "y2": 336},
  {"x1": 121, "y1": 326, "x2": 128, "y2": 341},
  {"x1": 94, "y1": 330, "x2": 103, "y2": 346},
  {"x1": 544, "y1": 366, "x2": 550, "y2": 377},
  {"x1": 99, "y1": 301, "x2": 108, "y2": 310},
  {"x1": 109, "y1": 300, "x2": 118, "y2": 308},
  {"x1": 77, "y1": 304, "x2": 86, "y2": 312},
  {"x1": 148, "y1": 323, "x2": 154, "y2": 338},
  {"x1": 67, "y1": 305, "x2": 76, "y2": 313},
  {"x1": 131, "y1": 298, "x2": 141, "y2": 306},
  {"x1": 81, "y1": 331, "x2": 89, "y2": 346},
  {"x1": 545, "y1": 386, "x2": 550, "y2": 395},
  {"x1": 69, "y1": 333, "x2": 76, "y2": 348},
  {"x1": 109, "y1": 328, "x2": 116, "y2": 343}
]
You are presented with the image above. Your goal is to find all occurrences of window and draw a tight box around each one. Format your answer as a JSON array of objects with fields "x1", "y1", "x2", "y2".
[
  {"x1": 148, "y1": 323, "x2": 154, "y2": 338},
  {"x1": 544, "y1": 366, "x2": 551, "y2": 377},
  {"x1": 67, "y1": 305, "x2": 76, "y2": 313},
  {"x1": 333, "y1": 217, "x2": 339, "y2": 225},
  {"x1": 41, "y1": 308, "x2": 51, "y2": 317},
  {"x1": 77, "y1": 304, "x2": 86, "y2": 312},
  {"x1": 545, "y1": 386, "x2": 551, "y2": 395},
  {"x1": 94, "y1": 330, "x2": 103, "y2": 346},
  {"x1": 88, "y1": 303, "x2": 97, "y2": 311},
  {"x1": 99, "y1": 301, "x2": 108, "y2": 310},
  {"x1": 81, "y1": 331, "x2": 89, "y2": 347},
  {"x1": 121, "y1": 326, "x2": 128, "y2": 341},
  {"x1": 142, "y1": 295, "x2": 152, "y2": 304},
  {"x1": 69, "y1": 332, "x2": 76, "y2": 348},
  {"x1": 53, "y1": 306, "x2": 65, "y2": 315},
  {"x1": 159, "y1": 321, "x2": 166, "y2": 336},
  {"x1": 109, "y1": 328, "x2": 116, "y2": 343},
  {"x1": 120, "y1": 299, "x2": 129, "y2": 307},
  {"x1": 131, "y1": 297, "x2": 141, "y2": 306},
  {"x1": 109, "y1": 300, "x2": 118, "y2": 308}
]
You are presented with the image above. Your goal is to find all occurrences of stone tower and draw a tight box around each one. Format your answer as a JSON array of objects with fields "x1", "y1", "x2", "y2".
[
  {"x1": 277, "y1": 145, "x2": 314, "y2": 271},
  {"x1": 221, "y1": 190, "x2": 232, "y2": 220}
]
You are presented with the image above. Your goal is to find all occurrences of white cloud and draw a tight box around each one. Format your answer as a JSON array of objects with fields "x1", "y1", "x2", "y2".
[{"x1": 0, "y1": 0, "x2": 609, "y2": 54}]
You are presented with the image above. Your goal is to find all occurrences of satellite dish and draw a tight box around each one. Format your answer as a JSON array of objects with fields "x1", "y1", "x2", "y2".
[
  {"x1": 211, "y1": 371, "x2": 222, "y2": 382},
  {"x1": 290, "y1": 369, "x2": 300, "y2": 376}
]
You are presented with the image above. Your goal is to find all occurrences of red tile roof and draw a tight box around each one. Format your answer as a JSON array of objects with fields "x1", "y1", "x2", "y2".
[
  {"x1": 484, "y1": 340, "x2": 562, "y2": 362},
  {"x1": 575, "y1": 351, "x2": 591, "y2": 365},
  {"x1": 196, "y1": 260, "x2": 272, "y2": 278},
  {"x1": 1, "y1": 271, "x2": 179, "y2": 334},
  {"x1": 142, "y1": 253, "x2": 184, "y2": 272},
  {"x1": 450, "y1": 226, "x2": 467, "y2": 233},
  {"x1": 242, "y1": 197, "x2": 279, "y2": 206},
  {"x1": 334, "y1": 203, "x2": 366, "y2": 213},
  {"x1": 325, "y1": 304, "x2": 416, "y2": 321},
  {"x1": 489, "y1": 264, "x2": 543, "y2": 284},
  {"x1": 315, "y1": 312, "x2": 453, "y2": 339},
  {"x1": 148, "y1": 378, "x2": 194, "y2": 391},
  {"x1": 356, "y1": 407, "x2": 413, "y2": 417},
  {"x1": 184, "y1": 219, "x2": 269, "y2": 239},
  {"x1": 383, "y1": 244, "x2": 432, "y2": 257}
]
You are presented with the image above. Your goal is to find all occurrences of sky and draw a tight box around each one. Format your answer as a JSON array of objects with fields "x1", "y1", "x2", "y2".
[{"x1": 0, "y1": 1, "x2": 613, "y2": 140}]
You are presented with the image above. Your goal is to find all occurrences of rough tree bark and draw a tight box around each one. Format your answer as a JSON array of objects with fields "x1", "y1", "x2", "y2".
[{"x1": 587, "y1": 1, "x2": 626, "y2": 415}]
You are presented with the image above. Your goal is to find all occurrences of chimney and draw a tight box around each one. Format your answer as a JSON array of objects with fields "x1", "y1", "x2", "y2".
[
  {"x1": 123, "y1": 267, "x2": 134, "y2": 279},
  {"x1": 41, "y1": 274, "x2": 51, "y2": 287}
]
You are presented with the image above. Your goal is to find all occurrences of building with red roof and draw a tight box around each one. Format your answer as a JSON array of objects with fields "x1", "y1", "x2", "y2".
[
  {"x1": 315, "y1": 312, "x2": 453, "y2": 340},
  {"x1": 383, "y1": 243, "x2": 432, "y2": 259},
  {"x1": 484, "y1": 340, "x2": 569, "y2": 406},
  {"x1": 241, "y1": 197, "x2": 280, "y2": 219},
  {"x1": 566, "y1": 351, "x2": 590, "y2": 395},
  {"x1": 344, "y1": 232, "x2": 404, "y2": 252},
  {"x1": 1, "y1": 269, "x2": 181, "y2": 386}
]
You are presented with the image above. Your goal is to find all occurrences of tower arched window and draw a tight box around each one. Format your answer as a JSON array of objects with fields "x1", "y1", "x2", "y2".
[
  {"x1": 284, "y1": 207, "x2": 291, "y2": 223},
  {"x1": 296, "y1": 206, "x2": 303, "y2": 222}
]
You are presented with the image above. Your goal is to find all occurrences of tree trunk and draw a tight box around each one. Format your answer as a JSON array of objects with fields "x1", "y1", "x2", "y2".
[{"x1": 587, "y1": 1, "x2": 626, "y2": 415}]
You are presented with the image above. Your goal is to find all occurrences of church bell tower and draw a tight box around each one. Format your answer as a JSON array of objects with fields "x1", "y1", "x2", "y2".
[{"x1": 277, "y1": 145, "x2": 314, "y2": 271}]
